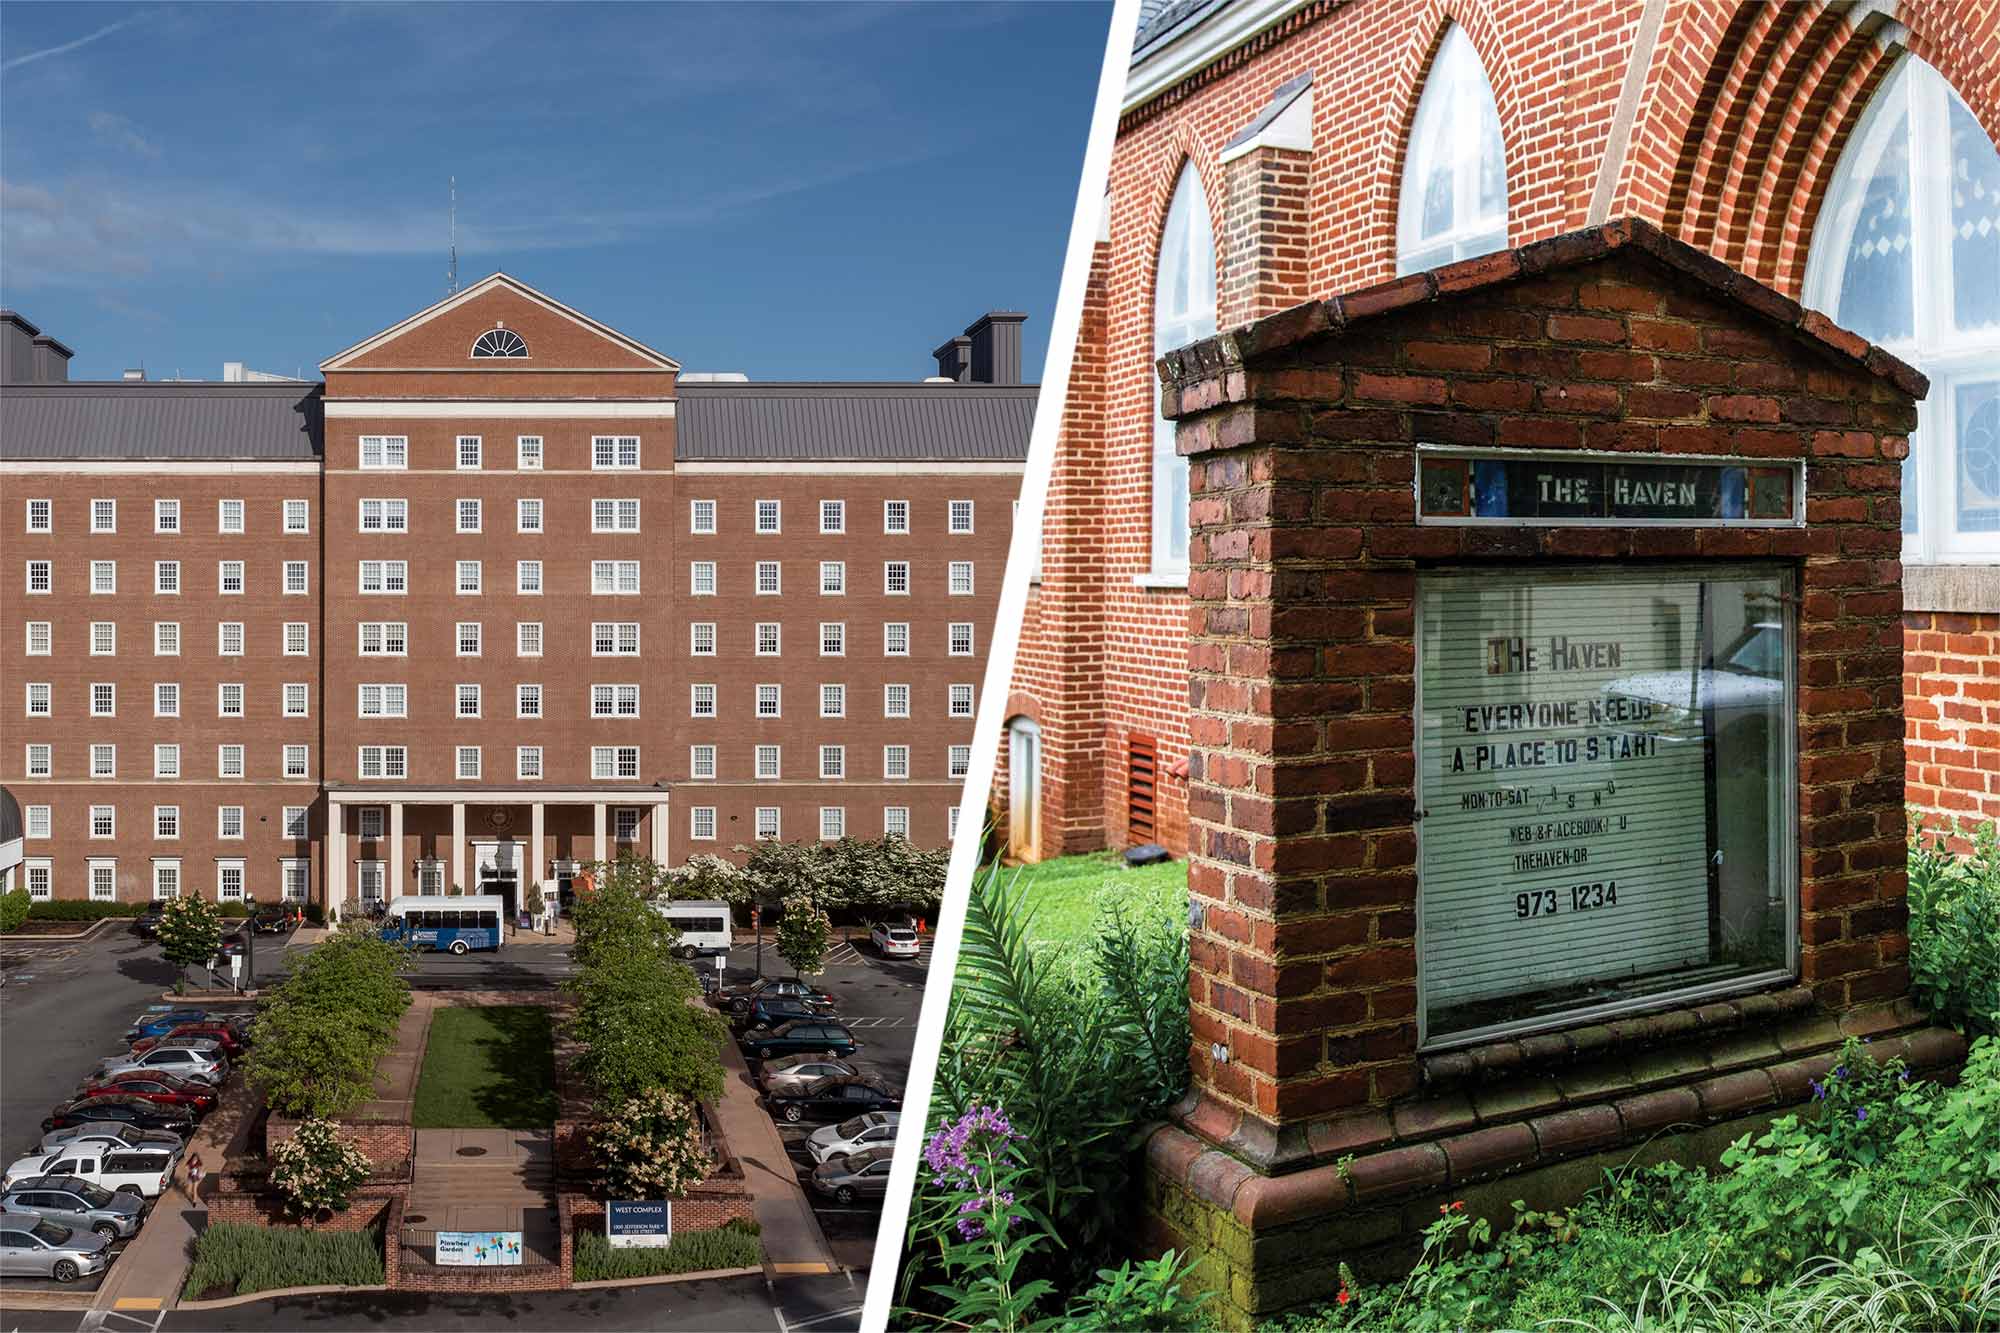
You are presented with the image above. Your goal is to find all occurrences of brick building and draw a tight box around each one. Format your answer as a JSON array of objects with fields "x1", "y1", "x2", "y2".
[
  {"x1": 1, "y1": 280, "x2": 1028, "y2": 911},
  {"x1": 1003, "y1": 0, "x2": 2000, "y2": 864}
]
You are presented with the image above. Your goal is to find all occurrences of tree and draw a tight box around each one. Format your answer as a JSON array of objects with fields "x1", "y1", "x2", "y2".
[
  {"x1": 156, "y1": 895, "x2": 223, "y2": 993},
  {"x1": 246, "y1": 921, "x2": 413, "y2": 1117},
  {"x1": 589, "y1": 1088, "x2": 715, "y2": 1198},
  {"x1": 268, "y1": 1117, "x2": 373, "y2": 1224},
  {"x1": 662, "y1": 854, "x2": 753, "y2": 906},
  {"x1": 570, "y1": 868, "x2": 681, "y2": 970},
  {"x1": 776, "y1": 892, "x2": 834, "y2": 977},
  {"x1": 0, "y1": 888, "x2": 30, "y2": 934},
  {"x1": 738, "y1": 839, "x2": 829, "y2": 910}
]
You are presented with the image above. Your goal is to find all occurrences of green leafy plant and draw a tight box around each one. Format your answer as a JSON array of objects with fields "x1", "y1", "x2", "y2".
[
  {"x1": 25, "y1": 900, "x2": 147, "y2": 921},
  {"x1": 156, "y1": 894, "x2": 224, "y2": 992},
  {"x1": 1062, "y1": 1250, "x2": 1211, "y2": 1331},
  {"x1": 0, "y1": 888, "x2": 31, "y2": 933},
  {"x1": 590, "y1": 1087, "x2": 715, "y2": 1198},
  {"x1": 268, "y1": 1117, "x2": 373, "y2": 1223},
  {"x1": 776, "y1": 892, "x2": 834, "y2": 977},
  {"x1": 571, "y1": 1219, "x2": 761, "y2": 1281},
  {"x1": 1909, "y1": 813, "x2": 2000, "y2": 1037},
  {"x1": 247, "y1": 921, "x2": 413, "y2": 1117},
  {"x1": 181, "y1": 1222, "x2": 384, "y2": 1298}
]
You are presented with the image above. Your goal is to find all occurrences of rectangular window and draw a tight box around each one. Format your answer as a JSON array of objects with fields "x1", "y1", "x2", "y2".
[
  {"x1": 457, "y1": 498, "x2": 482, "y2": 533},
  {"x1": 756, "y1": 623, "x2": 780, "y2": 656},
  {"x1": 154, "y1": 560, "x2": 180, "y2": 595},
  {"x1": 25, "y1": 681, "x2": 52, "y2": 716},
  {"x1": 756, "y1": 684, "x2": 781, "y2": 717},
  {"x1": 517, "y1": 746, "x2": 543, "y2": 780},
  {"x1": 26, "y1": 805, "x2": 50, "y2": 839},
  {"x1": 219, "y1": 683, "x2": 244, "y2": 716},
  {"x1": 86, "y1": 860, "x2": 113, "y2": 902},
  {"x1": 92, "y1": 682, "x2": 116, "y2": 716},
  {"x1": 820, "y1": 745, "x2": 845, "y2": 780},
  {"x1": 949, "y1": 683, "x2": 976, "y2": 717},
  {"x1": 155, "y1": 806, "x2": 179, "y2": 839},
  {"x1": 690, "y1": 499, "x2": 716, "y2": 534},
  {"x1": 690, "y1": 807, "x2": 717, "y2": 840},
  {"x1": 592, "y1": 499, "x2": 641, "y2": 532},
  {"x1": 591, "y1": 746, "x2": 640, "y2": 779},
  {"x1": 820, "y1": 622, "x2": 845, "y2": 656},
  {"x1": 283, "y1": 683, "x2": 308, "y2": 717},
  {"x1": 358, "y1": 622, "x2": 407, "y2": 656},
  {"x1": 358, "y1": 808, "x2": 386, "y2": 840},
  {"x1": 217, "y1": 622, "x2": 241, "y2": 655},
  {"x1": 756, "y1": 561, "x2": 781, "y2": 595},
  {"x1": 591, "y1": 683, "x2": 640, "y2": 717},
  {"x1": 517, "y1": 561, "x2": 543, "y2": 594},
  {"x1": 949, "y1": 561, "x2": 974, "y2": 595},
  {"x1": 218, "y1": 806, "x2": 244, "y2": 839},
  {"x1": 517, "y1": 436, "x2": 543, "y2": 470},
  {"x1": 755, "y1": 807, "x2": 780, "y2": 840},
  {"x1": 820, "y1": 806, "x2": 846, "y2": 840},
  {"x1": 592, "y1": 560, "x2": 639, "y2": 594},
  {"x1": 820, "y1": 499, "x2": 845, "y2": 534},
  {"x1": 518, "y1": 622, "x2": 544, "y2": 657},
  {"x1": 278, "y1": 561, "x2": 308, "y2": 595},
  {"x1": 26, "y1": 560, "x2": 52, "y2": 595},
  {"x1": 92, "y1": 498, "x2": 116, "y2": 533},
  {"x1": 689, "y1": 745, "x2": 717, "y2": 779},
  {"x1": 359, "y1": 498, "x2": 409, "y2": 532},
  {"x1": 26, "y1": 499, "x2": 51, "y2": 532},
  {"x1": 613, "y1": 808, "x2": 640, "y2": 842},
  {"x1": 883, "y1": 745, "x2": 909, "y2": 780},
  {"x1": 91, "y1": 744, "x2": 116, "y2": 777},
  {"x1": 592, "y1": 435, "x2": 641, "y2": 470},
  {"x1": 284, "y1": 623, "x2": 309, "y2": 655},
  {"x1": 949, "y1": 499, "x2": 974, "y2": 533},
  {"x1": 517, "y1": 684, "x2": 542, "y2": 718},
  {"x1": 218, "y1": 744, "x2": 245, "y2": 778},
  {"x1": 359, "y1": 436, "x2": 408, "y2": 469},
  {"x1": 517, "y1": 498, "x2": 543, "y2": 533},
  {"x1": 691, "y1": 684, "x2": 717, "y2": 717},
  {"x1": 26, "y1": 745, "x2": 52, "y2": 777},
  {"x1": 820, "y1": 561, "x2": 845, "y2": 594},
  {"x1": 456, "y1": 746, "x2": 481, "y2": 780},
  {"x1": 597, "y1": 622, "x2": 642, "y2": 656},
  {"x1": 457, "y1": 560, "x2": 482, "y2": 595},
  {"x1": 884, "y1": 623, "x2": 909, "y2": 656},
  {"x1": 359, "y1": 560, "x2": 407, "y2": 594},
  {"x1": 821, "y1": 683, "x2": 845, "y2": 718},
  {"x1": 219, "y1": 499, "x2": 244, "y2": 533},
  {"x1": 283, "y1": 499, "x2": 310, "y2": 533},
  {"x1": 91, "y1": 561, "x2": 116, "y2": 594},
  {"x1": 949, "y1": 745, "x2": 971, "y2": 778},
  {"x1": 218, "y1": 560, "x2": 243, "y2": 594},
  {"x1": 154, "y1": 744, "x2": 180, "y2": 779},
  {"x1": 690, "y1": 561, "x2": 717, "y2": 595},
  {"x1": 27, "y1": 622, "x2": 51, "y2": 655},
  {"x1": 689, "y1": 623, "x2": 715, "y2": 656},
  {"x1": 457, "y1": 435, "x2": 482, "y2": 470},
  {"x1": 156, "y1": 499, "x2": 181, "y2": 533},
  {"x1": 755, "y1": 500, "x2": 781, "y2": 533},
  {"x1": 884, "y1": 500, "x2": 910, "y2": 534},
  {"x1": 152, "y1": 861, "x2": 181, "y2": 902},
  {"x1": 282, "y1": 860, "x2": 309, "y2": 903},
  {"x1": 884, "y1": 806, "x2": 909, "y2": 837},
  {"x1": 359, "y1": 746, "x2": 408, "y2": 780},
  {"x1": 884, "y1": 561, "x2": 910, "y2": 595},
  {"x1": 755, "y1": 745, "x2": 781, "y2": 779},
  {"x1": 949, "y1": 623, "x2": 975, "y2": 656},
  {"x1": 91, "y1": 806, "x2": 116, "y2": 838},
  {"x1": 155, "y1": 683, "x2": 179, "y2": 717},
  {"x1": 457, "y1": 684, "x2": 481, "y2": 718},
  {"x1": 457, "y1": 622, "x2": 481, "y2": 656},
  {"x1": 217, "y1": 861, "x2": 245, "y2": 902},
  {"x1": 358, "y1": 683, "x2": 408, "y2": 717},
  {"x1": 950, "y1": 806, "x2": 961, "y2": 838},
  {"x1": 279, "y1": 796, "x2": 306, "y2": 829},
  {"x1": 1414, "y1": 565, "x2": 1796, "y2": 1046}
]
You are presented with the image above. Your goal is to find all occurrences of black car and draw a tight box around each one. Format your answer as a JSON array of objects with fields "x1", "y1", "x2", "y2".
[
  {"x1": 247, "y1": 904, "x2": 290, "y2": 934},
  {"x1": 738, "y1": 1020, "x2": 858, "y2": 1061},
  {"x1": 41, "y1": 1096, "x2": 196, "y2": 1136},
  {"x1": 716, "y1": 977, "x2": 836, "y2": 1014},
  {"x1": 214, "y1": 930, "x2": 249, "y2": 962},
  {"x1": 739, "y1": 995, "x2": 837, "y2": 1031},
  {"x1": 764, "y1": 1074, "x2": 902, "y2": 1124},
  {"x1": 131, "y1": 907, "x2": 164, "y2": 940}
]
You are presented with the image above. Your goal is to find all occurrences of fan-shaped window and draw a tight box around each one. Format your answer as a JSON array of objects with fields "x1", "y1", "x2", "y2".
[
  {"x1": 470, "y1": 328, "x2": 528, "y2": 358},
  {"x1": 1806, "y1": 55, "x2": 2000, "y2": 560},
  {"x1": 1152, "y1": 162, "x2": 1216, "y2": 577},
  {"x1": 1397, "y1": 25, "x2": 1509, "y2": 275}
]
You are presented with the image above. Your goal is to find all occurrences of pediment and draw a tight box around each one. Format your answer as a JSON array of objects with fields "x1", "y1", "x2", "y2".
[{"x1": 320, "y1": 274, "x2": 678, "y2": 373}]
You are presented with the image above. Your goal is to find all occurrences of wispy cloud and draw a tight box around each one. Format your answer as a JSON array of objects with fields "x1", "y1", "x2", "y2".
[
  {"x1": 1, "y1": 14, "x2": 143, "y2": 72},
  {"x1": 87, "y1": 111, "x2": 161, "y2": 160}
]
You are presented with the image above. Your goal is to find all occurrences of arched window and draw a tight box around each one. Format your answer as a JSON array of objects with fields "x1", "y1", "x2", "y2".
[
  {"x1": 471, "y1": 328, "x2": 529, "y2": 358},
  {"x1": 1397, "y1": 25, "x2": 1509, "y2": 275},
  {"x1": 1153, "y1": 162, "x2": 1216, "y2": 577},
  {"x1": 1806, "y1": 55, "x2": 2000, "y2": 561}
]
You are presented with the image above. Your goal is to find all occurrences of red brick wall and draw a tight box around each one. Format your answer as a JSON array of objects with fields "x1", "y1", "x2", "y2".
[
  {"x1": 1906, "y1": 612, "x2": 2000, "y2": 835},
  {"x1": 1005, "y1": 0, "x2": 2000, "y2": 863}
]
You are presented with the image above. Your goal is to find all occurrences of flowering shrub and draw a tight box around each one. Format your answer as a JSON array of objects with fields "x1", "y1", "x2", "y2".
[
  {"x1": 589, "y1": 1087, "x2": 714, "y2": 1199},
  {"x1": 923, "y1": 1104, "x2": 1023, "y2": 1241},
  {"x1": 157, "y1": 894, "x2": 224, "y2": 990},
  {"x1": 268, "y1": 1117, "x2": 372, "y2": 1223},
  {"x1": 775, "y1": 893, "x2": 834, "y2": 977}
]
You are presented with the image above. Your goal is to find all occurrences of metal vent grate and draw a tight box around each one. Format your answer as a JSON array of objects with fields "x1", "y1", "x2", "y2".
[{"x1": 1128, "y1": 734, "x2": 1159, "y2": 844}]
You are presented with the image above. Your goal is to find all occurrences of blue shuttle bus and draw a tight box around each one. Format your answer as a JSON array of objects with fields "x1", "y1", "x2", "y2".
[{"x1": 380, "y1": 895, "x2": 505, "y2": 954}]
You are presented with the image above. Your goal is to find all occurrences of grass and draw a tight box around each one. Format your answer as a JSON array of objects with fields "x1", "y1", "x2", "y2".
[
  {"x1": 1002, "y1": 851, "x2": 1189, "y2": 963},
  {"x1": 412, "y1": 1005, "x2": 557, "y2": 1129},
  {"x1": 572, "y1": 1219, "x2": 762, "y2": 1281},
  {"x1": 181, "y1": 1222, "x2": 384, "y2": 1299}
]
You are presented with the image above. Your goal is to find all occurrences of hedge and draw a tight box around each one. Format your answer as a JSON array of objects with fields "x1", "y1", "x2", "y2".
[
  {"x1": 572, "y1": 1219, "x2": 762, "y2": 1280},
  {"x1": 181, "y1": 1222, "x2": 385, "y2": 1298},
  {"x1": 24, "y1": 901, "x2": 148, "y2": 922}
]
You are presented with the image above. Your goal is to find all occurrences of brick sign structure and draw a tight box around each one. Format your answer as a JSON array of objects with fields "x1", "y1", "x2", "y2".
[{"x1": 1143, "y1": 220, "x2": 1968, "y2": 1328}]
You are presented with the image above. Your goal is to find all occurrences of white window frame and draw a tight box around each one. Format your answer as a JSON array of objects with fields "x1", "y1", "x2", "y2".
[
  {"x1": 820, "y1": 806, "x2": 846, "y2": 841},
  {"x1": 219, "y1": 683, "x2": 245, "y2": 717},
  {"x1": 26, "y1": 744, "x2": 53, "y2": 777},
  {"x1": 821, "y1": 683, "x2": 846, "y2": 718},
  {"x1": 949, "y1": 622, "x2": 975, "y2": 656},
  {"x1": 689, "y1": 622, "x2": 715, "y2": 656},
  {"x1": 26, "y1": 498, "x2": 52, "y2": 533},
  {"x1": 949, "y1": 683, "x2": 976, "y2": 717},
  {"x1": 517, "y1": 746, "x2": 544, "y2": 781},
  {"x1": 217, "y1": 744, "x2": 245, "y2": 778},
  {"x1": 592, "y1": 498, "x2": 641, "y2": 533},
  {"x1": 949, "y1": 744, "x2": 972, "y2": 778},
  {"x1": 26, "y1": 805, "x2": 51, "y2": 839},
  {"x1": 91, "y1": 498, "x2": 116, "y2": 533},
  {"x1": 755, "y1": 623, "x2": 780, "y2": 656},
  {"x1": 358, "y1": 807, "x2": 385, "y2": 839},
  {"x1": 755, "y1": 499, "x2": 781, "y2": 533},
  {"x1": 820, "y1": 561, "x2": 846, "y2": 595},
  {"x1": 756, "y1": 561, "x2": 781, "y2": 595},
  {"x1": 26, "y1": 560, "x2": 52, "y2": 595},
  {"x1": 156, "y1": 499, "x2": 181, "y2": 533},
  {"x1": 883, "y1": 745, "x2": 910, "y2": 780},
  {"x1": 283, "y1": 499, "x2": 310, "y2": 534},
  {"x1": 1396, "y1": 24, "x2": 1510, "y2": 276},
  {"x1": 820, "y1": 745, "x2": 845, "y2": 780},
  {"x1": 152, "y1": 859, "x2": 182, "y2": 902},
  {"x1": 91, "y1": 682, "x2": 116, "y2": 716},
  {"x1": 358, "y1": 683, "x2": 408, "y2": 718},
  {"x1": 884, "y1": 684, "x2": 911, "y2": 718},
  {"x1": 948, "y1": 561, "x2": 974, "y2": 595},
  {"x1": 284, "y1": 622, "x2": 309, "y2": 656},
  {"x1": 690, "y1": 499, "x2": 717, "y2": 534},
  {"x1": 90, "y1": 560, "x2": 116, "y2": 594},
  {"x1": 591, "y1": 683, "x2": 640, "y2": 718},
  {"x1": 457, "y1": 560, "x2": 483, "y2": 595},
  {"x1": 91, "y1": 743, "x2": 116, "y2": 778},
  {"x1": 86, "y1": 859, "x2": 114, "y2": 902},
  {"x1": 219, "y1": 806, "x2": 245, "y2": 839},
  {"x1": 591, "y1": 745, "x2": 641, "y2": 780},
  {"x1": 457, "y1": 622, "x2": 482, "y2": 657},
  {"x1": 820, "y1": 499, "x2": 845, "y2": 534},
  {"x1": 884, "y1": 500, "x2": 910, "y2": 534},
  {"x1": 754, "y1": 807, "x2": 780, "y2": 841},
  {"x1": 218, "y1": 499, "x2": 245, "y2": 533},
  {"x1": 1152, "y1": 160, "x2": 1216, "y2": 579},
  {"x1": 690, "y1": 683, "x2": 717, "y2": 717},
  {"x1": 283, "y1": 560, "x2": 309, "y2": 595},
  {"x1": 457, "y1": 435, "x2": 483, "y2": 470},
  {"x1": 755, "y1": 744, "x2": 782, "y2": 779},
  {"x1": 217, "y1": 860, "x2": 246, "y2": 902},
  {"x1": 517, "y1": 498, "x2": 544, "y2": 534},
  {"x1": 217, "y1": 560, "x2": 243, "y2": 595},
  {"x1": 217, "y1": 622, "x2": 242, "y2": 655},
  {"x1": 360, "y1": 498, "x2": 409, "y2": 533},
  {"x1": 884, "y1": 561, "x2": 910, "y2": 595},
  {"x1": 154, "y1": 560, "x2": 180, "y2": 595},
  {"x1": 517, "y1": 683, "x2": 543, "y2": 718},
  {"x1": 359, "y1": 746, "x2": 409, "y2": 780},
  {"x1": 597, "y1": 622, "x2": 642, "y2": 656},
  {"x1": 155, "y1": 805, "x2": 179, "y2": 840},
  {"x1": 591, "y1": 435, "x2": 641, "y2": 470},
  {"x1": 90, "y1": 805, "x2": 116, "y2": 839},
  {"x1": 154, "y1": 744, "x2": 181, "y2": 779},
  {"x1": 820, "y1": 622, "x2": 845, "y2": 656},
  {"x1": 689, "y1": 745, "x2": 717, "y2": 779},
  {"x1": 517, "y1": 560, "x2": 543, "y2": 595},
  {"x1": 519, "y1": 622, "x2": 544, "y2": 657},
  {"x1": 592, "y1": 560, "x2": 640, "y2": 595},
  {"x1": 457, "y1": 683, "x2": 482, "y2": 718},
  {"x1": 456, "y1": 745, "x2": 482, "y2": 780},
  {"x1": 948, "y1": 499, "x2": 975, "y2": 533},
  {"x1": 155, "y1": 682, "x2": 180, "y2": 718},
  {"x1": 359, "y1": 622, "x2": 407, "y2": 656},
  {"x1": 690, "y1": 806, "x2": 717, "y2": 840},
  {"x1": 457, "y1": 498, "x2": 483, "y2": 534},
  {"x1": 517, "y1": 435, "x2": 543, "y2": 470},
  {"x1": 283, "y1": 683, "x2": 309, "y2": 717},
  {"x1": 359, "y1": 435, "x2": 408, "y2": 470},
  {"x1": 884, "y1": 622, "x2": 909, "y2": 656},
  {"x1": 755, "y1": 684, "x2": 782, "y2": 718},
  {"x1": 27, "y1": 621, "x2": 52, "y2": 655}
]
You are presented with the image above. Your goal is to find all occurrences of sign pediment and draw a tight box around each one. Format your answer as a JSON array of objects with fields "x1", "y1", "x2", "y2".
[{"x1": 320, "y1": 274, "x2": 678, "y2": 373}]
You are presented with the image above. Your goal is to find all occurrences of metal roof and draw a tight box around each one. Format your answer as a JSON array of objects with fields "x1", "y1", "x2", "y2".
[
  {"x1": 675, "y1": 382, "x2": 1034, "y2": 461},
  {"x1": 0, "y1": 382, "x2": 324, "y2": 461},
  {"x1": 1133, "y1": 0, "x2": 1234, "y2": 59}
]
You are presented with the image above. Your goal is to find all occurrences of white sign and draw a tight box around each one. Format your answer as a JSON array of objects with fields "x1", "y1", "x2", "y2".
[{"x1": 435, "y1": 1231, "x2": 523, "y2": 1265}]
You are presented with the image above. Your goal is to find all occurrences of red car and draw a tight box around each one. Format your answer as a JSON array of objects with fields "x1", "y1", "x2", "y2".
[
  {"x1": 129, "y1": 1024, "x2": 247, "y2": 1058},
  {"x1": 69, "y1": 1072, "x2": 217, "y2": 1115}
]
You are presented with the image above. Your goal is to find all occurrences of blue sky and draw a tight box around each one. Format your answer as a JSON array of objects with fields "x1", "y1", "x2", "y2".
[{"x1": 0, "y1": 2, "x2": 1110, "y2": 382}]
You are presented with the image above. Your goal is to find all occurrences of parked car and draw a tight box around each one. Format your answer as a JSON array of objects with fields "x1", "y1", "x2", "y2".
[
  {"x1": 0, "y1": 1214, "x2": 112, "y2": 1283},
  {"x1": 738, "y1": 1020, "x2": 858, "y2": 1061},
  {"x1": 807, "y1": 1110, "x2": 900, "y2": 1163},
  {"x1": 765, "y1": 1074, "x2": 901, "y2": 1124},
  {"x1": 714, "y1": 977, "x2": 835, "y2": 1014},
  {"x1": 71, "y1": 1073, "x2": 216, "y2": 1117},
  {"x1": 37, "y1": 1123, "x2": 183, "y2": 1157},
  {"x1": 40, "y1": 1097, "x2": 197, "y2": 1138},
  {"x1": 739, "y1": 995, "x2": 836, "y2": 1032},
  {"x1": 0, "y1": 1176, "x2": 145, "y2": 1240},
  {"x1": 130, "y1": 1024, "x2": 248, "y2": 1059},
  {"x1": 808, "y1": 1145, "x2": 895, "y2": 1205},
  {"x1": 123, "y1": 1009, "x2": 212, "y2": 1043},
  {"x1": 870, "y1": 922, "x2": 921, "y2": 959},
  {"x1": 755, "y1": 1055, "x2": 859, "y2": 1097},
  {"x1": 97, "y1": 1043, "x2": 228, "y2": 1087},
  {"x1": 247, "y1": 904, "x2": 291, "y2": 934},
  {"x1": 214, "y1": 930, "x2": 249, "y2": 963},
  {"x1": 131, "y1": 907, "x2": 164, "y2": 940},
  {"x1": 3, "y1": 1145, "x2": 177, "y2": 1197}
]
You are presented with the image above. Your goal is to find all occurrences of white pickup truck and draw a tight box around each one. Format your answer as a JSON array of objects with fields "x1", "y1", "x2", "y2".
[{"x1": 1, "y1": 1145, "x2": 179, "y2": 1198}]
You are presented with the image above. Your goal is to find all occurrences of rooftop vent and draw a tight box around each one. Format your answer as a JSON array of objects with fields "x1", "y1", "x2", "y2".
[
  {"x1": 681, "y1": 372, "x2": 751, "y2": 383},
  {"x1": 932, "y1": 313, "x2": 1026, "y2": 385},
  {"x1": 122, "y1": 368, "x2": 146, "y2": 381}
]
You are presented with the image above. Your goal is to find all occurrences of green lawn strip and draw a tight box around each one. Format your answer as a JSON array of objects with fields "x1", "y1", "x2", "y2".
[
  {"x1": 572, "y1": 1219, "x2": 762, "y2": 1281},
  {"x1": 411, "y1": 1005, "x2": 558, "y2": 1129},
  {"x1": 1000, "y1": 852, "x2": 1189, "y2": 960},
  {"x1": 182, "y1": 1222, "x2": 385, "y2": 1299}
]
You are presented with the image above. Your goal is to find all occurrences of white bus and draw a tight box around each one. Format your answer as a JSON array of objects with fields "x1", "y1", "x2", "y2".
[
  {"x1": 380, "y1": 894, "x2": 506, "y2": 955},
  {"x1": 653, "y1": 899, "x2": 733, "y2": 958}
]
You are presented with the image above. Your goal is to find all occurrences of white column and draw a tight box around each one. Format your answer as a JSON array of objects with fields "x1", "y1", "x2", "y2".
[
  {"x1": 531, "y1": 802, "x2": 545, "y2": 899},
  {"x1": 593, "y1": 802, "x2": 607, "y2": 865},
  {"x1": 389, "y1": 802, "x2": 405, "y2": 899},
  {"x1": 650, "y1": 800, "x2": 668, "y2": 864},
  {"x1": 451, "y1": 802, "x2": 466, "y2": 892},
  {"x1": 329, "y1": 801, "x2": 347, "y2": 921}
]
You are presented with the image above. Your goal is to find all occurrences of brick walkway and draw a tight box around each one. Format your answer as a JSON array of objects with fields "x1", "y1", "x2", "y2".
[
  {"x1": 711, "y1": 1032, "x2": 839, "y2": 1275},
  {"x1": 402, "y1": 1128, "x2": 559, "y2": 1270}
]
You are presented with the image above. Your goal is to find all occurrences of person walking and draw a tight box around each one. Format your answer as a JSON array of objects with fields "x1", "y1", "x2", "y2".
[{"x1": 183, "y1": 1151, "x2": 205, "y2": 1201}]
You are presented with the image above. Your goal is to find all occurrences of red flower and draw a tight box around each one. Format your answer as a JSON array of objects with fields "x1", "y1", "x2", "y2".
[
  {"x1": 1452, "y1": 1200, "x2": 1465, "y2": 1212},
  {"x1": 1439, "y1": 1204, "x2": 1450, "y2": 1215},
  {"x1": 1337, "y1": 1288, "x2": 1351, "y2": 1306}
]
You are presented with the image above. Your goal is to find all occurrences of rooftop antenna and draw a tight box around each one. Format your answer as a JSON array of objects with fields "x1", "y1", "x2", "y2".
[{"x1": 447, "y1": 176, "x2": 459, "y2": 295}]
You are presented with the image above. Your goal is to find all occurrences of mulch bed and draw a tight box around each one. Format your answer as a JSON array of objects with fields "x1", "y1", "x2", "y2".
[{"x1": 2, "y1": 920, "x2": 112, "y2": 936}]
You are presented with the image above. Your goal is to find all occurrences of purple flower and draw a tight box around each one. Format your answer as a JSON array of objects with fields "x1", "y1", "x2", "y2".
[
  {"x1": 1833, "y1": 1066, "x2": 1847, "y2": 1082},
  {"x1": 1810, "y1": 1079, "x2": 1825, "y2": 1101},
  {"x1": 1855, "y1": 1107, "x2": 1868, "y2": 1123}
]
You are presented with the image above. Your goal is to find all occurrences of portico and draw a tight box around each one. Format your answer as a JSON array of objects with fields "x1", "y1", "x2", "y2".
[{"x1": 324, "y1": 786, "x2": 670, "y2": 921}]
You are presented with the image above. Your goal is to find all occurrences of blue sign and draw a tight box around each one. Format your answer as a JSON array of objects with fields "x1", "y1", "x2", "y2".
[
  {"x1": 606, "y1": 1200, "x2": 673, "y2": 1249},
  {"x1": 435, "y1": 1231, "x2": 523, "y2": 1266}
]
